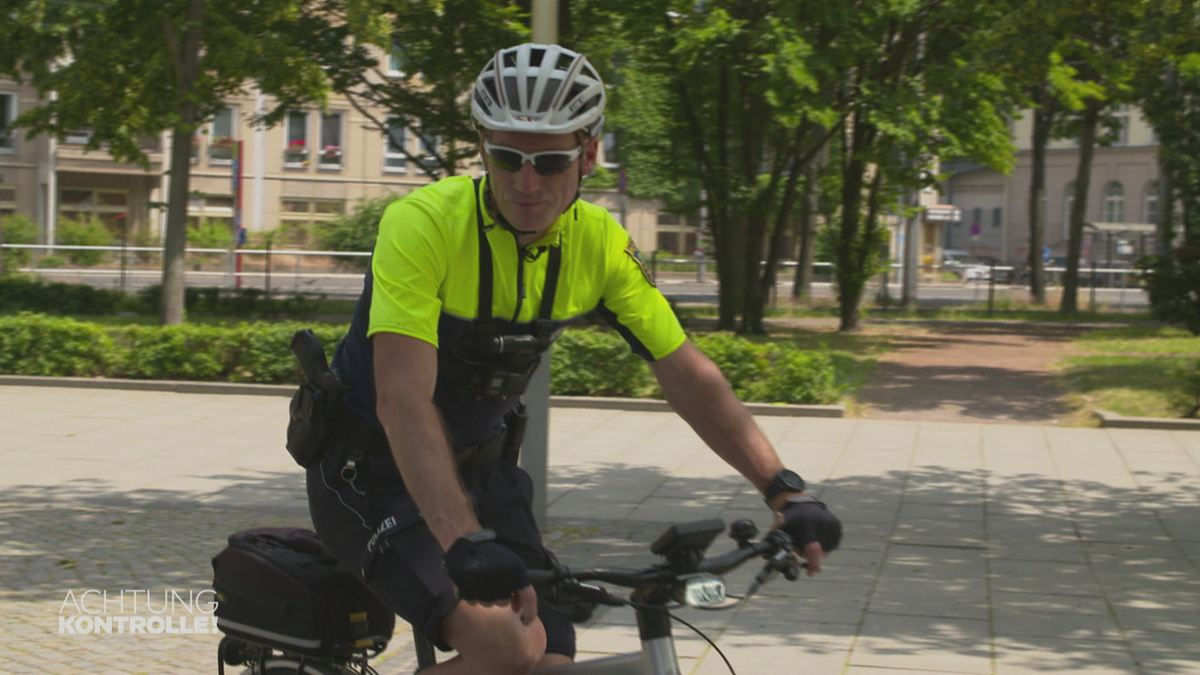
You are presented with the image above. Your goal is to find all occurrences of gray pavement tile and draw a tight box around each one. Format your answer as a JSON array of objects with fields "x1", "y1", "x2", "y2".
[
  {"x1": 987, "y1": 558, "x2": 1103, "y2": 597},
  {"x1": 1109, "y1": 590, "x2": 1200, "y2": 635},
  {"x1": 890, "y1": 518, "x2": 985, "y2": 549},
  {"x1": 1124, "y1": 629, "x2": 1200, "y2": 675},
  {"x1": 851, "y1": 614, "x2": 992, "y2": 674},
  {"x1": 991, "y1": 591, "x2": 1123, "y2": 641},
  {"x1": 691, "y1": 628, "x2": 855, "y2": 675},
  {"x1": 993, "y1": 636, "x2": 1139, "y2": 675},
  {"x1": 897, "y1": 501, "x2": 985, "y2": 523}
]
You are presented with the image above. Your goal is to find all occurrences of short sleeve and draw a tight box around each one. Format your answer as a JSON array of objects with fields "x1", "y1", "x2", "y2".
[
  {"x1": 367, "y1": 197, "x2": 448, "y2": 347},
  {"x1": 599, "y1": 231, "x2": 687, "y2": 361}
]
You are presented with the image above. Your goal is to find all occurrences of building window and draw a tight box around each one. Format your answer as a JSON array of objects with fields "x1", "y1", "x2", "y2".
[
  {"x1": 279, "y1": 198, "x2": 345, "y2": 246},
  {"x1": 972, "y1": 207, "x2": 982, "y2": 228},
  {"x1": 209, "y1": 107, "x2": 237, "y2": 163},
  {"x1": 388, "y1": 39, "x2": 409, "y2": 77},
  {"x1": 319, "y1": 112, "x2": 343, "y2": 168},
  {"x1": 0, "y1": 93, "x2": 15, "y2": 152},
  {"x1": 63, "y1": 127, "x2": 92, "y2": 145},
  {"x1": 0, "y1": 185, "x2": 17, "y2": 218},
  {"x1": 602, "y1": 131, "x2": 619, "y2": 167},
  {"x1": 1064, "y1": 181, "x2": 1076, "y2": 227},
  {"x1": 1144, "y1": 181, "x2": 1160, "y2": 224},
  {"x1": 992, "y1": 207, "x2": 1003, "y2": 228},
  {"x1": 285, "y1": 111, "x2": 309, "y2": 167},
  {"x1": 59, "y1": 188, "x2": 129, "y2": 232},
  {"x1": 1113, "y1": 105, "x2": 1130, "y2": 146},
  {"x1": 417, "y1": 126, "x2": 442, "y2": 168},
  {"x1": 384, "y1": 121, "x2": 408, "y2": 172},
  {"x1": 1103, "y1": 181, "x2": 1124, "y2": 223}
]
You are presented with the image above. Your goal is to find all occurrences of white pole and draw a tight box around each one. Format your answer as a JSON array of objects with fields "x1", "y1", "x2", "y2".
[{"x1": 521, "y1": 0, "x2": 559, "y2": 530}]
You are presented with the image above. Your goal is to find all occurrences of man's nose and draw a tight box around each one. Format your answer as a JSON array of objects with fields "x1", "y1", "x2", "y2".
[{"x1": 515, "y1": 161, "x2": 541, "y2": 192}]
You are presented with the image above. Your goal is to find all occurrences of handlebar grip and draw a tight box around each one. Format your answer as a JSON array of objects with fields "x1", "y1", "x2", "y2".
[{"x1": 527, "y1": 569, "x2": 558, "y2": 588}]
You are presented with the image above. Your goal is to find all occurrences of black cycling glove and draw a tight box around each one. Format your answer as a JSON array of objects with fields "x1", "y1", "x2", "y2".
[
  {"x1": 442, "y1": 529, "x2": 531, "y2": 602},
  {"x1": 779, "y1": 495, "x2": 842, "y2": 552}
]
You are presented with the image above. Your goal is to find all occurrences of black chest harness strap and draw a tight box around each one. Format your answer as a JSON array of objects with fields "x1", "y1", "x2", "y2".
[{"x1": 472, "y1": 177, "x2": 562, "y2": 353}]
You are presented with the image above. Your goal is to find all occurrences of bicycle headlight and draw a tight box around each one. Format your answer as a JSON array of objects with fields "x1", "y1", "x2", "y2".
[{"x1": 676, "y1": 574, "x2": 727, "y2": 608}]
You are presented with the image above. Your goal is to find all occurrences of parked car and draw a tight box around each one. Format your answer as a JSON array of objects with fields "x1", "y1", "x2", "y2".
[{"x1": 942, "y1": 250, "x2": 993, "y2": 282}]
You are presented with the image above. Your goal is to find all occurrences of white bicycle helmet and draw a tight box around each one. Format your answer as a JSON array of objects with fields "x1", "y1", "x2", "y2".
[{"x1": 471, "y1": 43, "x2": 606, "y2": 138}]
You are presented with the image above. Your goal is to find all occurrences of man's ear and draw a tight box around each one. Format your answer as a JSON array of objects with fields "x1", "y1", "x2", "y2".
[{"x1": 580, "y1": 136, "x2": 600, "y2": 176}]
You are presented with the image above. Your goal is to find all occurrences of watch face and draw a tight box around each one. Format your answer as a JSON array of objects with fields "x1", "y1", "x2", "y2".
[{"x1": 779, "y1": 470, "x2": 805, "y2": 492}]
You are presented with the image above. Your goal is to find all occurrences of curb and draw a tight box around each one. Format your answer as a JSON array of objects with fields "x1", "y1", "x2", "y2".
[
  {"x1": 0, "y1": 374, "x2": 295, "y2": 397},
  {"x1": 0, "y1": 375, "x2": 844, "y2": 418},
  {"x1": 550, "y1": 395, "x2": 843, "y2": 418},
  {"x1": 1093, "y1": 408, "x2": 1200, "y2": 431}
]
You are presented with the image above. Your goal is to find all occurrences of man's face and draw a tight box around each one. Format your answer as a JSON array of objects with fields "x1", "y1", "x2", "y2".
[{"x1": 482, "y1": 130, "x2": 599, "y2": 236}]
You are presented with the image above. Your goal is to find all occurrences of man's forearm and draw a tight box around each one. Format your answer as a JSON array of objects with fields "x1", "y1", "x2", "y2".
[
  {"x1": 654, "y1": 344, "x2": 783, "y2": 494},
  {"x1": 378, "y1": 396, "x2": 479, "y2": 550}
]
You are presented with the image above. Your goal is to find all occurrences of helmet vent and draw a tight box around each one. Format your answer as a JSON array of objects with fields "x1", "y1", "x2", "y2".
[
  {"x1": 503, "y1": 75, "x2": 521, "y2": 108},
  {"x1": 555, "y1": 52, "x2": 574, "y2": 71},
  {"x1": 502, "y1": 51, "x2": 518, "y2": 68},
  {"x1": 483, "y1": 78, "x2": 500, "y2": 105},
  {"x1": 537, "y1": 79, "x2": 561, "y2": 113},
  {"x1": 529, "y1": 48, "x2": 546, "y2": 68}
]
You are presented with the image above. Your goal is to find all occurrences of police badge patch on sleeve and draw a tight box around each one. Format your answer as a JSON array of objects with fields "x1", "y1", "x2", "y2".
[{"x1": 624, "y1": 238, "x2": 656, "y2": 287}]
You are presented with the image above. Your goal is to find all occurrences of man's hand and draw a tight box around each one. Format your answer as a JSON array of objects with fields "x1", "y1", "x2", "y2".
[
  {"x1": 774, "y1": 496, "x2": 842, "y2": 576},
  {"x1": 442, "y1": 530, "x2": 537, "y2": 625}
]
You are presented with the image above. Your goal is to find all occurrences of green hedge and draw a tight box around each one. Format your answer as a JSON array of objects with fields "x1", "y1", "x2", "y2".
[
  {"x1": 0, "y1": 313, "x2": 114, "y2": 376},
  {"x1": 0, "y1": 277, "x2": 325, "y2": 319},
  {"x1": 0, "y1": 315, "x2": 840, "y2": 405}
]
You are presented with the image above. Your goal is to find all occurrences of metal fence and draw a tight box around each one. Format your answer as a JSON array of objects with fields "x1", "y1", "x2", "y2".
[{"x1": 1, "y1": 243, "x2": 1149, "y2": 311}]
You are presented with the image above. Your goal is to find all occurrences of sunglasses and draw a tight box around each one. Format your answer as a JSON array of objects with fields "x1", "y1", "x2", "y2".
[{"x1": 483, "y1": 141, "x2": 582, "y2": 176}]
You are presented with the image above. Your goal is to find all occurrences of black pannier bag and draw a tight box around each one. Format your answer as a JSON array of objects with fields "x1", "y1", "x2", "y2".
[{"x1": 212, "y1": 528, "x2": 394, "y2": 659}]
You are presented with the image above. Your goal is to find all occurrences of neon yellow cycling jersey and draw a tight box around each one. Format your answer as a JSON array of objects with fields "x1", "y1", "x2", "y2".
[{"x1": 333, "y1": 175, "x2": 686, "y2": 451}]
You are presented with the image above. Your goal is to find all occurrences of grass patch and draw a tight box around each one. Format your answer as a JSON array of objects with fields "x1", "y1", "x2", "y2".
[
  {"x1": 1060, "y1": 325, "x2": 1200, "y2": 418},
  {"x1": 1058, "y1": 355, "x2": 1192, "y2": 418}
]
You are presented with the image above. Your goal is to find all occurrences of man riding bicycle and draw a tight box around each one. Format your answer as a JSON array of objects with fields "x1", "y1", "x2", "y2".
[{"x1": 305, "y1": 43, "x2": 842, "y2": 675}]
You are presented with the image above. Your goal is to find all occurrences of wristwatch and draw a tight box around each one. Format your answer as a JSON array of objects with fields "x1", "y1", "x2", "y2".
[{"x1": 763, "y1": 469, "x2": 806, "y2": 504}]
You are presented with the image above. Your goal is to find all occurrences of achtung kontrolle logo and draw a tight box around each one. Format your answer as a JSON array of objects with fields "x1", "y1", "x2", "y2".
[{"x1": 58, "y1": 589, "x2": 219, "y2": 635}]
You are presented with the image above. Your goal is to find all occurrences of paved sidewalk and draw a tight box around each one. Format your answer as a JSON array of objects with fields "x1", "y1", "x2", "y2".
[{"x1": 1, "y1": 385, "x2": 1199, "y2": 675}]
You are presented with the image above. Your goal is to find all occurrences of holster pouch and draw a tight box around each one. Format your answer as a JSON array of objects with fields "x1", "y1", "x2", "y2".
[
  {"x1": 285, "y1": 329, "x2": 347, "y2": 469},
  {"x1": 501, "y1": 402, "x2": 528, "y2": 465},
  {"x1": 286, "y1": 382, "x2": 334, "y2": 468}
]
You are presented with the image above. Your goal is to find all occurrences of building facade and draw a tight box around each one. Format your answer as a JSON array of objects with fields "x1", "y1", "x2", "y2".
[
  {"x1": 0, "y1": 78, "x2": 672, "y2": 254},
  {"x1": 941, "y1": 106, "x2": 1162, "y2": 267}
]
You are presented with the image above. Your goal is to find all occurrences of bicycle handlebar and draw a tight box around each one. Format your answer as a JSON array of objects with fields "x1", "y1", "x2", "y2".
[{"x1": 527, "y1": 530, "x2": 795, "y2": 594}]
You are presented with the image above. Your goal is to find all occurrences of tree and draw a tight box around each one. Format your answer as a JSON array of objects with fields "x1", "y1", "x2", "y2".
[
  {"x1": 573, "y1": 0, "x2": 842, "y2": 333},
  {"x1": 1134, "y1": 0, "x2": 1200, "y2": 250},
  {"x1": 0, "y1": 0, "x2": 363, "y2": 324},
  {"x1": 334, "y1": 0, "x2": 529, "y2": 181},
  {"x1": 1051, "y1": 2, "x2": 1144, "y2": 314},
  {"x1": 824, "y1": 0, "x2": 1015, "y2": 330}
]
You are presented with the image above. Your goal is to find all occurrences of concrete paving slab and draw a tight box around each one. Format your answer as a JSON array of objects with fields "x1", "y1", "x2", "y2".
[
  {"x1": 993, "y1": 636, "x2": 1140, "y2": 675},
  {"x1": 851, "y1": 614, "x2": 992, "y2": 674},
  {"x1": 4, "y1": 384, "x2": 1200, "y2": 675}
]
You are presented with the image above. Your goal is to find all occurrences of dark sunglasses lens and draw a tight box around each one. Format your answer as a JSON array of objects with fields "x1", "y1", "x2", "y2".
[
  {"x1": 533, "y1": 153, "x2": 575, "y2": 176},
  {"x1": 487, "y1": 148, "x2": 524, "y2": 172}
]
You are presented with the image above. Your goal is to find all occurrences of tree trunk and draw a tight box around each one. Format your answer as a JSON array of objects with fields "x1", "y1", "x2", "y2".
[
  {"x1": 160, "y1": 0, "x2": 205, "y2": 325},
  {"x1": 900, "y1": 189, "x2": 919, "y2": 308},
  {"x1": 836, "y1": 159, "x2": 867, "y2": 331},
  {"x1": 1061, "y1": 100, "x2": 1101, "y2": 315},
  {"x1": 1157, "y1": 151, "x2": 1174, "y2": 255},
  {"x1": 1027, "y1": 100, "x2": 1053, "y2": 305},
  {"x1": 793, "y1": 162, "x2": 819, "y2": 300}
]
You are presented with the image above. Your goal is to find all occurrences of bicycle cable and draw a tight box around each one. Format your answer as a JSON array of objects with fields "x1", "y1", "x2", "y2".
[{"x1": 622, "y1": 599, "x2": 739, "y2": 675}]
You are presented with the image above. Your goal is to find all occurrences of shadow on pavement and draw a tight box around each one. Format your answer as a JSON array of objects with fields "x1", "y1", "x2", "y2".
[{"x1": 2, "y1": 463, "x2": 1197, "y2": 674}]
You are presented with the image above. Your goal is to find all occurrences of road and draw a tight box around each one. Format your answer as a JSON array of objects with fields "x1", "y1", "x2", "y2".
[{"x1": 22, "y1": 266, "x2": 1151, "y2": 309}]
